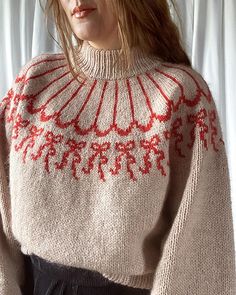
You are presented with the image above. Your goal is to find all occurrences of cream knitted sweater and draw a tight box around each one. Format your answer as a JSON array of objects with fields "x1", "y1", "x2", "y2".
[{"x1": 0, "y1": 40, "x2": 235, "y2": 295}]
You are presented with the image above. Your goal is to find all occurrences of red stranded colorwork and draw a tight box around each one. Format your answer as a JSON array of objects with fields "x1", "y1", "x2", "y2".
[{"x1": 0, "y1": 40, "x2": 235, "y2": 295}]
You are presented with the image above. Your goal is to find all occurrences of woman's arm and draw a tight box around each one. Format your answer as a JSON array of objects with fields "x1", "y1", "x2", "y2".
[
  {"x1": 150, "y1": 69, "x2": 236, "y2": 295},
  {"x1": 0, "y1": 70, "x2": 27, "y2": 294}
]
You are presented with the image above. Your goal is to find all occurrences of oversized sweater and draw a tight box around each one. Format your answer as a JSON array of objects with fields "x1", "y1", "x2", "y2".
[{"x1": 0, "y1": 40, "x2": 235, "y2": 295}]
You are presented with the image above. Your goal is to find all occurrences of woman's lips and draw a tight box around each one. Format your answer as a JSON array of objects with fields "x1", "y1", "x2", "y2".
[{"x1": 73, "y1": 9, "x2": 96, "y2": 19}]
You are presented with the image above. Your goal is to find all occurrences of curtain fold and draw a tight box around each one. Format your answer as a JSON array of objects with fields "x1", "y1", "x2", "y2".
[{"x1": 0, "y1": 0, "x2": 59, "y2": 97}]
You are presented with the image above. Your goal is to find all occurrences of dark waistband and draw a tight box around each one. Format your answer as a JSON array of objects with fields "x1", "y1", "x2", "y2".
[{"x1": 26, "y1": 254, "x2": 117, "y2": 287}]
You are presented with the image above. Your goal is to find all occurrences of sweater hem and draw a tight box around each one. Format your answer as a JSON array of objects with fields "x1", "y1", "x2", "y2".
[{"x1": 101, "y1": 271, "x2": 154, "y2": 289}]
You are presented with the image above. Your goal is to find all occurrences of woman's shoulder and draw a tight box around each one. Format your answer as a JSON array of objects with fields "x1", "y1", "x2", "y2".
[
  {"x1": 1, "y1": 51, "x2": 67, "y2": 123},
  {"x1": 157, "y1": 61, "x2": 211, "y2": 95},
  {"x1": 16, "y1": 51, "x2": 66, "y2": 82},
  {"x1": 155, "y1": 61, "x2": 213, "y2": 112},
  {"x1": 154, "y1": 62, "x2": 224, "y2": 152}
]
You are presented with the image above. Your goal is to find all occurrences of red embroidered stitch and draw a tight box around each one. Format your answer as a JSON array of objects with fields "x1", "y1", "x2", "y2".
[
  {"x1": 139, "y1": 134, "x2": 167, "y2": 176},
  {"x1": 0, "y1": 88, "x2": 17, "y2": 124},
  {"x1": 25, "y1": 64, "x2": 67, "y2": 81},
  {"x1": 136, "y1": 75, "x2": 158, "y2": 131},
  {"x1": 145, "y1": 72, "x2": 172, "y2": 123},
  {"x1": 113, "y1": 81, "x2": 119, "y2": 127},
  {"x1": 163, "y1": 117, "x2": 185, "y2": 157},
  {"x1": 14, "y1": 125, "x2": 44, "y2": 163},
  {"x1": 55, "y1": 139, "x2": 87, "y2": 180},
  {"x1": 28, "y1": 71, "x2": 71, "y2": 100},
  {"x1": 70, "y1": 80, "x2": 97, "y2": 133},
  {"x1": 55, "y1": 79, "x2": 87, "y2": 128},
  {"x1": 82, "y1": 142, "x2": 111, "y2": 181},
  {"x1": 40, "y1": 79, "x2": 76, "y2": 122},
  {"x1": 0, "y1": 90, "x2": 13, "y2": 124},
  {"x1": 94, "y1": 81, "x2": 109, "y2": 133},
  {"x1": 26, "y1": 57, "x2": 66, "y2": 77},
  {"x1": 208, "y1": 109, "x2": 219, "y2": 152},
  {"x1": 171, "y1": 117, "x2": 185, "y2": 157},
  {"x1": 110, "y1": 140, "x2": 137, "y2": 181},
  {"x1": 12, "y1": 114, "x2": 30, "y2": 139},
  {"x1": 126, "y1": 78, "x2": 135, "y2": 124},
  {"x1": 15, "y1": 75, "x2": 26, "y2": 83},
  {"x1": 187, "y1": 108, "x2": 209, "y2": 150},
  {"x1": 31, "y1": 131, "x2": 63, "y2": 172}
]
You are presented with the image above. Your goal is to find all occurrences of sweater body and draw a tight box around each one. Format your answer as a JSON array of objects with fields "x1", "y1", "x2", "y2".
[
  {"x1": 0, "y1": 41, "x2": 235, "y2": 294},
  {"x1": 9, "y1": 52, "x2": 172, "y2": 289}
]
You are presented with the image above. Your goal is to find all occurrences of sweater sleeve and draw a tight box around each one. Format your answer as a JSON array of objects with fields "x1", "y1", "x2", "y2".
[
  {"x1": 0, "y1": 71, "x2": 27, "y2": 294},
  {"x1": 150, "y1": 72, "x2": 236, "y2": 295}
]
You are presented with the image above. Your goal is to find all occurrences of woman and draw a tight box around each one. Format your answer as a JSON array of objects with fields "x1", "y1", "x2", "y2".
[{"x1": 0, "y1": 0, "x2": 235, "y2": 294}]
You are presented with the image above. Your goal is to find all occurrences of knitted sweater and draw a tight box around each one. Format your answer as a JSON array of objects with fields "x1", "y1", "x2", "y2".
[{"x1": 0, "y1": 40, "x2": 235, "y2": 295}]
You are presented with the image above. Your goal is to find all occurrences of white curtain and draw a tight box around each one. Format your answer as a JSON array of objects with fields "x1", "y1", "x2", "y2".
[
  {"x1": 173, "y1": 0, "x2": 236, "y2": 243},
  {"x1": 1, "y1": 0, "x2": 236, "y2": 242},
  {"x1": 0, "y1": 0, "x2": 59, "y2": 96}
]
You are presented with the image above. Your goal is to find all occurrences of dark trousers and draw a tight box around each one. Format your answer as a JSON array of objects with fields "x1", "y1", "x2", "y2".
[{"x1": 21, "y1": 253, "x2": 151, "y2": 295}]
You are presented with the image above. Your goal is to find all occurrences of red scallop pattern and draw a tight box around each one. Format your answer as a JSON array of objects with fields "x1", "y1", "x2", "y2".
[{"x1": 0, "y1": 55, "x2": 224, "y2": 181}]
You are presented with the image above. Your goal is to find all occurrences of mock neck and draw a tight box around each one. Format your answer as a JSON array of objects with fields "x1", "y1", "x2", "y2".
[{"x1": 73, "y1": 40, "x2": 162, "y2": 80}]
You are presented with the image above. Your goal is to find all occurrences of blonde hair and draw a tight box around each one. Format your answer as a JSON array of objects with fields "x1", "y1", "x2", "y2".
[{"x1": 39, "y1": 0, "x2": 191, "y2": 84}]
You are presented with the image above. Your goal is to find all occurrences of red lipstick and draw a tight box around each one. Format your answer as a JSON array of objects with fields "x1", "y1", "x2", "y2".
[{"x1": 72, "y1": 5, "x2": 96, "y2": 17}]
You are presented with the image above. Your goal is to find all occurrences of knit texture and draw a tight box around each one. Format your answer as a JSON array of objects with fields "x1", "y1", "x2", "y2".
[{"x1": 0, "y1": 40, "x2": 235, "y2": 294}]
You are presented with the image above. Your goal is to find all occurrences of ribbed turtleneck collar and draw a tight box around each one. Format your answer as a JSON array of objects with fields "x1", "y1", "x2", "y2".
[{"x1": 73, "y1": 40, "x2": 162, "y2": 80}]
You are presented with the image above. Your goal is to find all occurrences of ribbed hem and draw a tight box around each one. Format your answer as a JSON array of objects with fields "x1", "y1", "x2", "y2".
[
  {"x1": 25, "y1": 253, "x2": 152, "y2": 289},
  {"x1": 102, "y1": 271, "x2": 154, "y2": 289}
]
